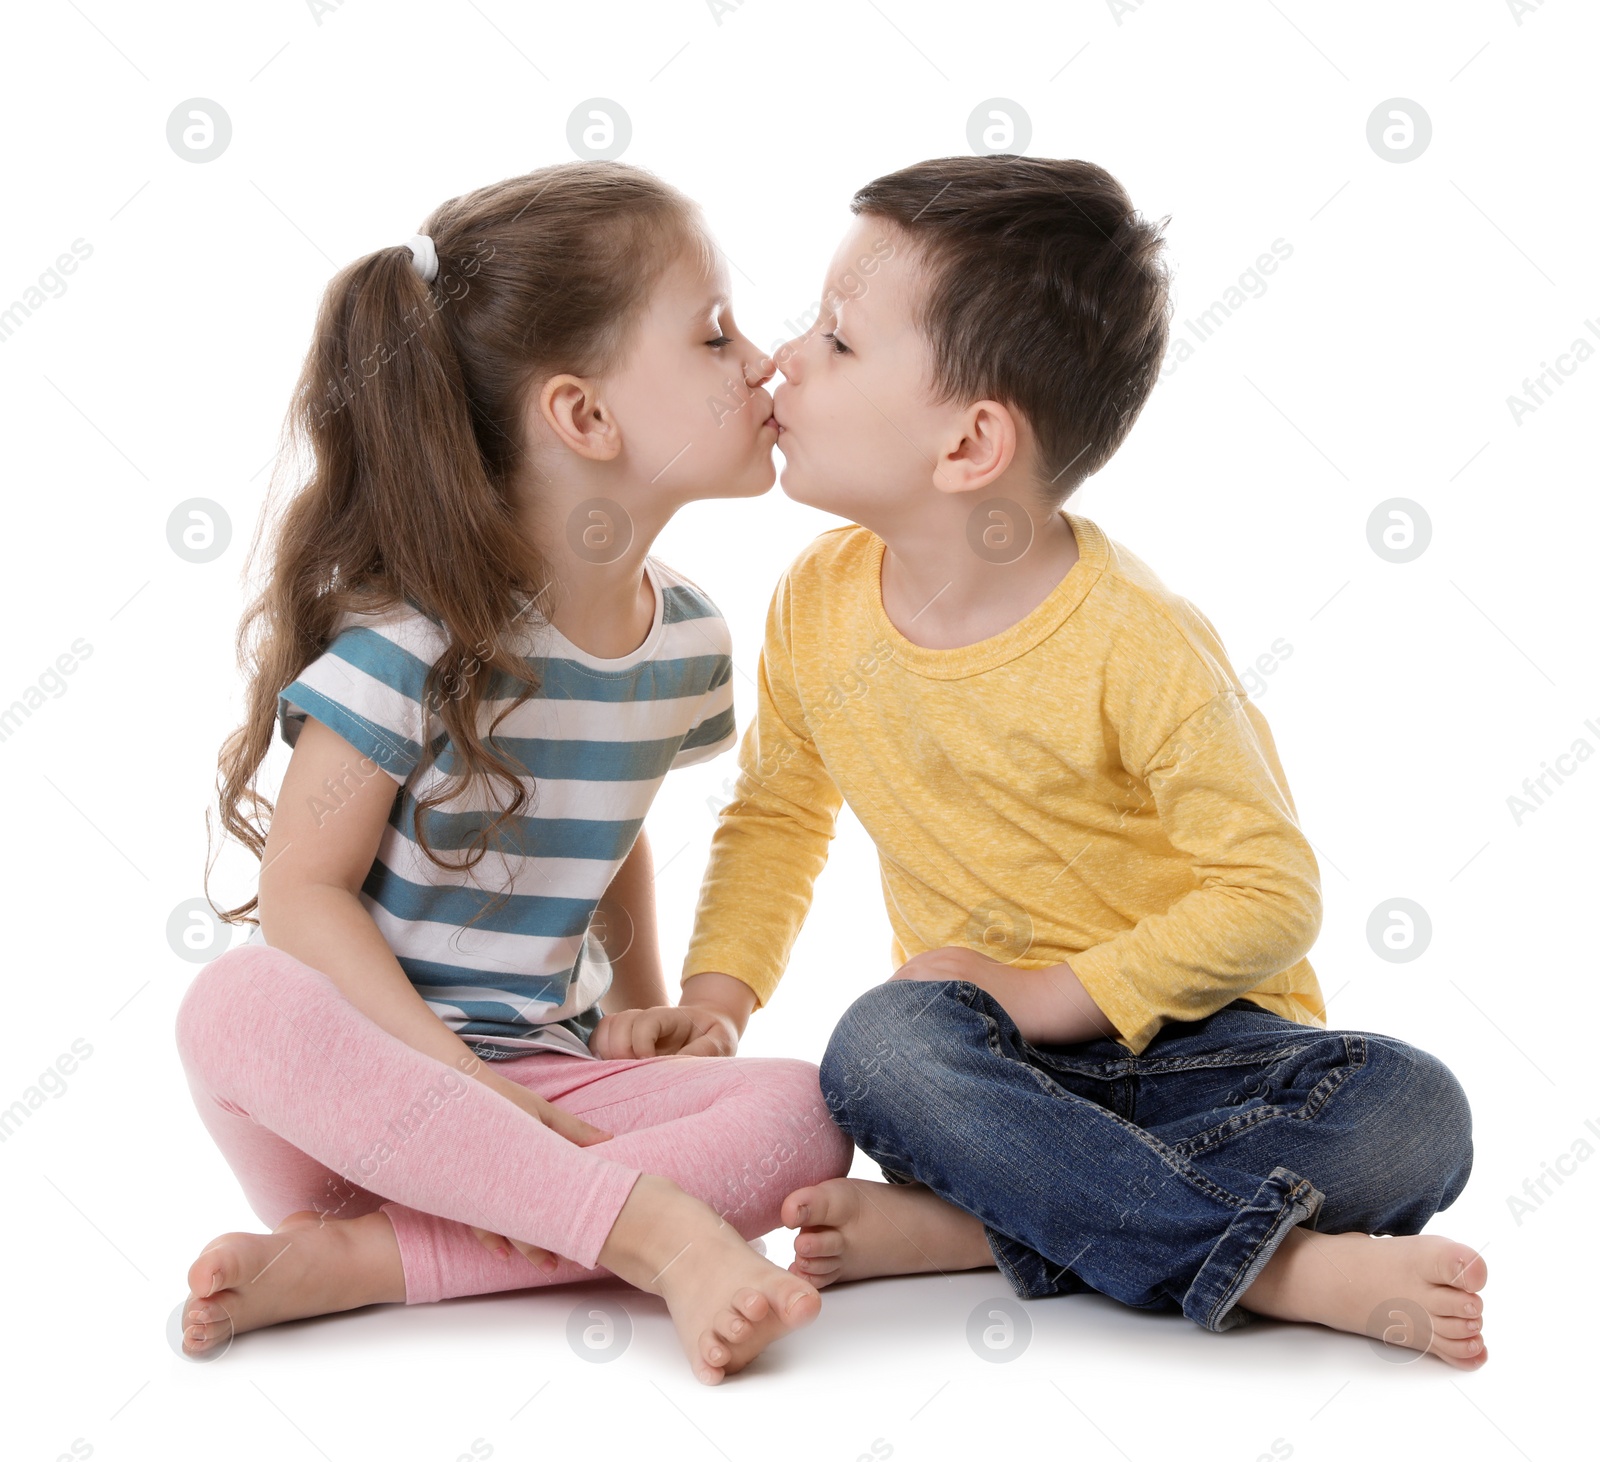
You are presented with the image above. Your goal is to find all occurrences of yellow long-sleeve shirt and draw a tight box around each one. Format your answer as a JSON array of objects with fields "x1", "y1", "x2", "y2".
[{"x1": 681, "y1": 511, "x2": 1327, "y2": 1056}]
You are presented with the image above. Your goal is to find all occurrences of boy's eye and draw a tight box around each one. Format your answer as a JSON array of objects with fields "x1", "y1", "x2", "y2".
[{"x1": 822, "y1": 331, "x2": 851, "y2": 355}]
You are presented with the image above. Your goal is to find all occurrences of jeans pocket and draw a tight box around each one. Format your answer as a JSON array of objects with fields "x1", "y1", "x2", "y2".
[{"x1": 1168, "y1": 1035, "x2": 1365, "y2": 1158}]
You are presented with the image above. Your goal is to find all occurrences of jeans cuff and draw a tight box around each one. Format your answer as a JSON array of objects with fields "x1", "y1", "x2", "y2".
[
  {"x1": 983, "y1": 1226, "x2": 1089, "y2": 1300},
  {"x1": 1184, "y1": 1164, "x2": 1325, "y2": 1333}
]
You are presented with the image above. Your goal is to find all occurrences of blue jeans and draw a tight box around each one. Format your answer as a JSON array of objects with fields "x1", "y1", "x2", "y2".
[{"x1": 818, "y1": 980, "x2": 1474, "y2": 1332}]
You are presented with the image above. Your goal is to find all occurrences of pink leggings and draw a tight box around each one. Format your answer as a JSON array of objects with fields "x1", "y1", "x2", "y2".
[{"x1": 174, "y1": 944, "x2": 853, "y2": 1304}]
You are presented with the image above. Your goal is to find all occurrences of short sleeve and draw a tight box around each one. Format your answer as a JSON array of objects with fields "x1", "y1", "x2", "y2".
[
  {"x1": 277, "y1": 620, "x2": 433, "y2": 785},
  {"x1": 671, "y1": 651, "x2": 737, "y2": 769}
]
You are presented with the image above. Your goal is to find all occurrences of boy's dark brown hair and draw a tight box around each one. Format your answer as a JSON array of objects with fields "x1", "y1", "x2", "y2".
[{"x1": 851, "y1": 155, "x2": 1171, "y2": 504}]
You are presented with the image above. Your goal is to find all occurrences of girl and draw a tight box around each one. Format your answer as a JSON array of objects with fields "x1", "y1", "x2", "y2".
[{"x1": 176, "y1": 161, "x2": 852, "y2": 1386}]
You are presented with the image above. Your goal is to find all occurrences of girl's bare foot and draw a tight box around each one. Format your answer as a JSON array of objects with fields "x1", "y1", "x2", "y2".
[
  {"x1": 598, "y1": 1173, "x2": 822, "y2": 1385},
  {"x1": 1239, "y1": 1226, "x2": 1489, "y2": 1369},
  {"x1": 780, "y1": 1177, "x2": 996, "y2": 1287},
  {"x1": 181, "y1": 1209, "x2": 406, "y2": 1356}
]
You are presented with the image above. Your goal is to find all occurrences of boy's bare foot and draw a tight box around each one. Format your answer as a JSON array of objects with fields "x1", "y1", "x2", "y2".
[
  {"x1": 181, "y1": 1209, "x2": 405, "y2": 1356},
  {"x1": 598, "y1": 1173, "x2": 822, "y2": 1385},
  {"x1": 1239, "y1": 1226, "x2": 1488, "y2": 1369},
  {"x1": 780, "y1": 1177, "x2": 996, "y2": 1286}
]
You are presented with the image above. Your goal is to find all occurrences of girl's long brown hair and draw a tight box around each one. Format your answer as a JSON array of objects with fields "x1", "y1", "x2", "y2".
[{"x1": 207, "y1": 162, "x2": 707, "y2": 928}]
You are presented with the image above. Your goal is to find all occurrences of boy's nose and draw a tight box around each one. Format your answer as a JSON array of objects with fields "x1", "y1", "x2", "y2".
[{"x1": 742, "y1": 346, "x2": 777, "y2": 391}]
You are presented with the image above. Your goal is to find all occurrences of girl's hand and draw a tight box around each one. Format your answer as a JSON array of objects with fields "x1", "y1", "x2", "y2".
[
  {"x1": 466, "y1": 1075, "x2": 614, "y2": 1272},
  {"x1": 589, "y1": 1005, "x2": 740, "y2": 1059}
]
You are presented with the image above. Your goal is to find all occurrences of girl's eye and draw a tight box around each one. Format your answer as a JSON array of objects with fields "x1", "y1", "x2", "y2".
[
  {"x1": 822, "y1": 331, "x2": 851, "y2": 355},
  {"x1": 706, "y1": 335, "x2": 732, "y2": 348}
]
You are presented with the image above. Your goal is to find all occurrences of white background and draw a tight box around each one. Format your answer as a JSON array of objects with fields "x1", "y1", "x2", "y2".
[{"x1": 1, "y1": 1, "x2": 1594, "y2": 1459}]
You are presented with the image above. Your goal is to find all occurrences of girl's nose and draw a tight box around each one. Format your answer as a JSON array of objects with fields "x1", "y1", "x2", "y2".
[{"x1": 742, "y1": 350, "x2": 775, "y2": 390}]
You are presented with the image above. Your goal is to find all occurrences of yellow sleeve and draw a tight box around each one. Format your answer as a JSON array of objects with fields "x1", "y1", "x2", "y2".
[
  {"x1": 679, "y1": 569, "x2": 844, "y2": 1008},
  {"x1": 1068, "y1": 689, "x2": 1324, "y2": 1055}
]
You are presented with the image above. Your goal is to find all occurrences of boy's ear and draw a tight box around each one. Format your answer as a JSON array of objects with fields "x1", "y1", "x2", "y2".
[
  {"x1": 538, "y1": 375, "x2": 623, "y2": 461},
  {"x1": 931, "y1": 399, "x2": 1018, "y2": 496}
]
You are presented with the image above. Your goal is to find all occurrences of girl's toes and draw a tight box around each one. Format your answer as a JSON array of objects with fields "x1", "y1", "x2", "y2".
[
  {"x1": 705, "y1": 1306, "x2": 749, "y2": 1356},
  {"x1": 184, "y1": 1318, "x2": 225, "y2": 1354},
  {"x1": 187, "y1": 1298, "x2": 234, "y2": 1339},
  {"x1": 187, "y1": 1247, "x2": 235, "y2": 1300},
  {"x1": 732, "y1": 1287, "x2": 771, "y2": 1324},
  {"x1": 777, "y1": 1279, "x2": 821, "y2": 1325},
  {"x1": 701, "y1": 1328, "x2": 733, "y2": 1368}
]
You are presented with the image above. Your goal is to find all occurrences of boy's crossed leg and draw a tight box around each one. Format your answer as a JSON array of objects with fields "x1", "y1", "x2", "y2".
[{"x1": 782, "y1": 979, "x2": 1487, "y2": 1369}]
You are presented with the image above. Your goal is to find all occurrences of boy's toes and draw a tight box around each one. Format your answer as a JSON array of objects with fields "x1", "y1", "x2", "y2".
[
  {"x1": 1435, "y1": 1333, "x2": 1487, "y2": 1367},
  {"x1": 1437, "y1": 1243, "x2": 1488, "y2": 1292},
  {"x1": 1444, "y1": 1288, "x2": 1483, "y2": 1321},
  {"x1": 794, "y1": 1228, "x2": 843, "y2": 1259},
  {"x1": 1430, "y1": 1313, "x2": 1482, "y2": 1341},
  {"x1": 781, "y1": 1186, "x2": 823, "y2": 1229}
]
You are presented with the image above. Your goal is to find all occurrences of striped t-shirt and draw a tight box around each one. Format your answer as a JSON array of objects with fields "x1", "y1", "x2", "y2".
[{"x1": 250, "y1": 556, "x2": 736, "y2": 1061}]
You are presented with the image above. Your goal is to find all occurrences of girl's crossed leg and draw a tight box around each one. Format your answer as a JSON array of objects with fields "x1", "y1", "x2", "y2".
[{"x1": 175, "y1": 944, "x2": 852, "y2": 1380}]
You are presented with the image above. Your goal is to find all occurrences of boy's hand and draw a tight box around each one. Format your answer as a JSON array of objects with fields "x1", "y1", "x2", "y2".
[
  {"x1": 589, "y1": 1004, "x2": 741, "y2": 1059},
  {"x1": 889, "y1": 945, "x2": 1011, "y2": 987},
  {"x1": 889, "y1": 945, "x2": 1117, "y2": 1046}
]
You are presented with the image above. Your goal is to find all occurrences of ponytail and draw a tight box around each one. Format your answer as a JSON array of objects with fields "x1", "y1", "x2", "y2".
[{"x1": 208, "y1": 162, "x2": 707, "y2": 928}]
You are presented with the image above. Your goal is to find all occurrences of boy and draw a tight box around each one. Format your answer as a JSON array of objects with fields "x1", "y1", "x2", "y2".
[{"x1": 606, "y1": 156, "x2": 1485, "y2": 1368}]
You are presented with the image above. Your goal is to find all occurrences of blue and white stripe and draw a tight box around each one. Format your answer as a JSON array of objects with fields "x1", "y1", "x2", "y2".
[{"x1": 256, "y1": 556, "x2": 736, "y2": 1061}]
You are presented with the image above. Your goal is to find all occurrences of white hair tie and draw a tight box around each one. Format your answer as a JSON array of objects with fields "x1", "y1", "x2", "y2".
[{"x1": 402, "y1": 233, "x2": 439, "y2": 283}]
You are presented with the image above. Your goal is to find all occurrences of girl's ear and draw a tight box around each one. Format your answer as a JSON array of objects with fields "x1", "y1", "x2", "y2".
[{"x1": 539, "y1": 374, "x2": 623, "y2": 461}]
